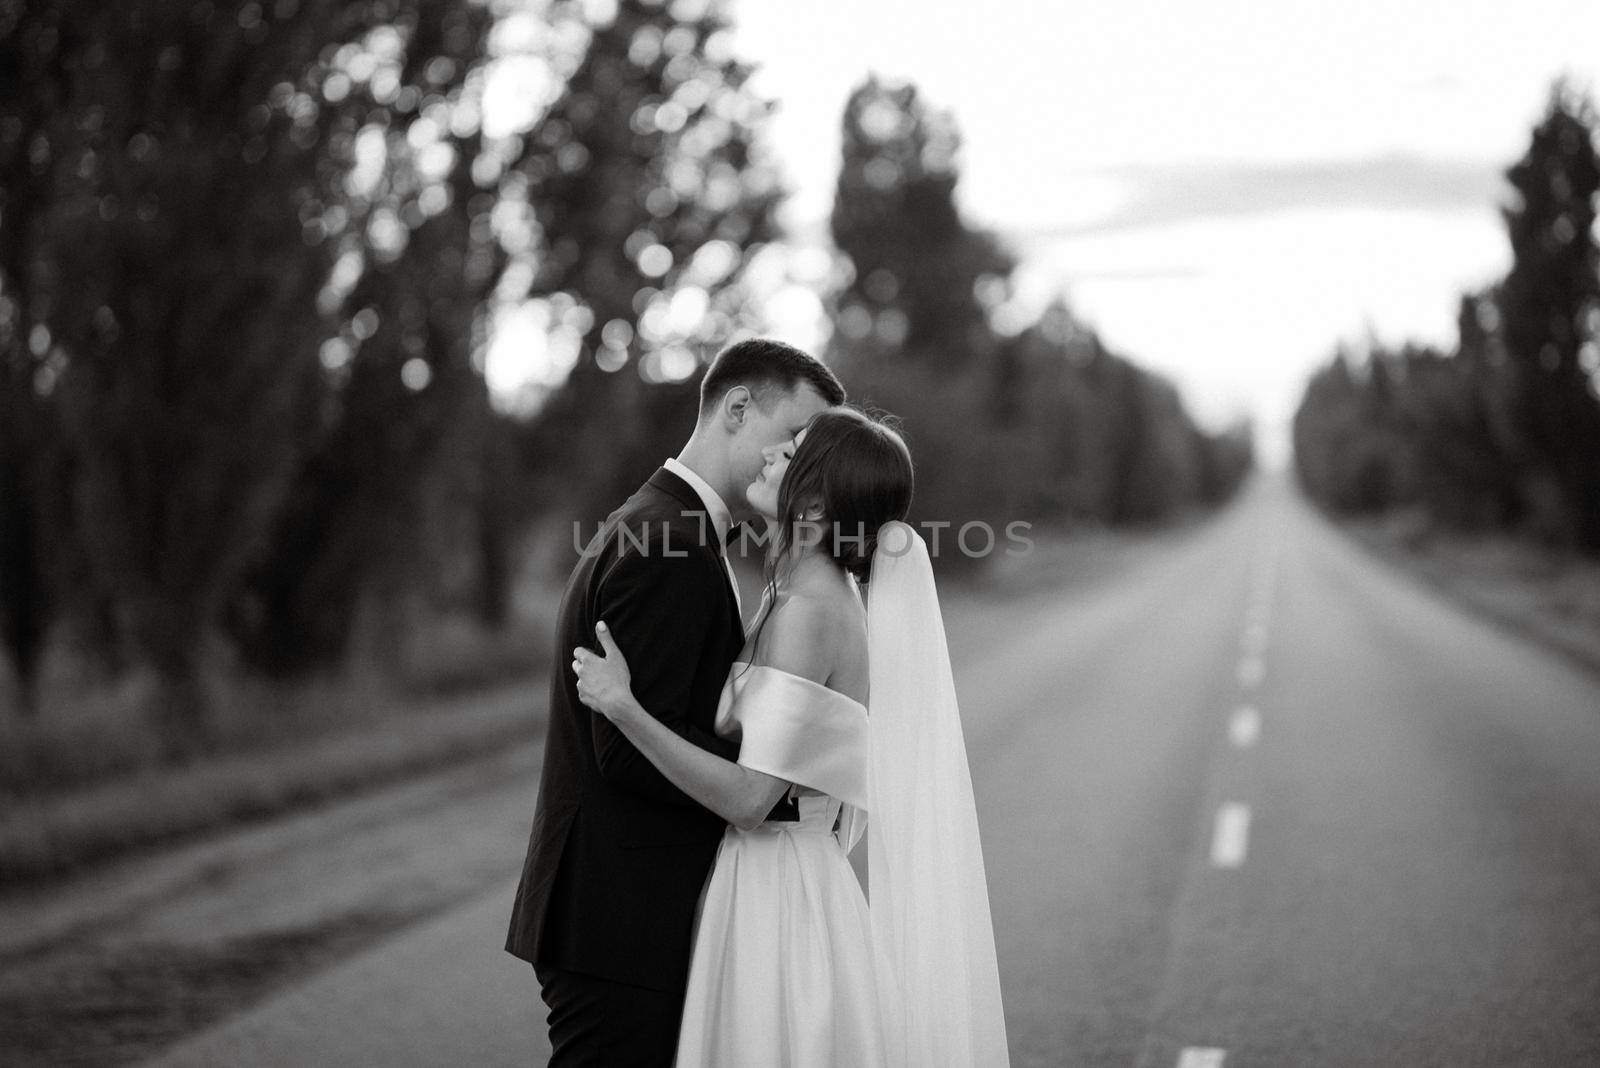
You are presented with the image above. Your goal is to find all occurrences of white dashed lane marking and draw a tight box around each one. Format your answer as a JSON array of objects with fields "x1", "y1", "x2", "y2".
[
  {"x1": 1176, "y1": 560, "x2": 1274, "y2": 1065},
  {"x1": 1210, "y1": 803, "x2": 1251, "y2": 869},
  {"x1": 1229, "y1": 705, "x2": 1261, "y2": 749}
]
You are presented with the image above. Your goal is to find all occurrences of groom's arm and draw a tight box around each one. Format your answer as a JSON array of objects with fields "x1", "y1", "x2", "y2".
[{"x1": 588, "y1": 538, "x2": 740, "y2": 807}]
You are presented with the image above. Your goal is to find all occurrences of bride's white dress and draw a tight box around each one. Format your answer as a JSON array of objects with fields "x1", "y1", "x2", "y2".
[
  {"x1": 674, "y1": 662, "x2": 897, "y2": 1067},
  {"x1": 676, "y1": 523, "x2": 1011, "y2": 1067}
]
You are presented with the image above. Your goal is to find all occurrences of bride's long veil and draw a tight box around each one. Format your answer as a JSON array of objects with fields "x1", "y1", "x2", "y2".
[{"x1": 865, "y1": 521, "x2": 1010, "y2": 1067}]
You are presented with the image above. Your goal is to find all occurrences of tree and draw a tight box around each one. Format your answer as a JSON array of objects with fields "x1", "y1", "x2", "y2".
[
  {"x1": 1392, "y1": 294, "x2": 1518, "y2": 531},
  {"x1": 1, "y1": 0, "x2": 811, "y2": 733},
  {"x1": 516, "y1": 0, "x2": 787, "y2": 530},
  {"x1": 829, "y1": 76, "x2": 1013, "y2": 371},
  {"x1": 26, "y1": 3, "x2": 383, "y2": 746},
  {"x1": 1496, "y1": 80, "x2": 1600, "y2": 550},
  {"x1": 825, "y1": 76, "x2": 1021, "y2": 536},
  {"x1": 0, "y1": 1, "x2": 76, "y2": 713},
  {"x1": 1292, "y1": 80, "x2": 1600, "y2": 549},
  {"x1": 826, "y1": 78, "x2": 1245, "y2": 536},
  {"x1": 226, "y1": 1, "x2": 517, "y2": 675},
  {"x1": 1293, "y1": 347, "x2": 1385, "y2": 514},
  {"x1": 1107, "y1": 365, "x2": 1203, "y2": 525}
]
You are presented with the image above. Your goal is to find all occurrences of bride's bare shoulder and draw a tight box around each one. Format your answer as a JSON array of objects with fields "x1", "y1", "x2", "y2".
[{"x1": 761, "y1": 577, "x2": 866, "y2": 688}]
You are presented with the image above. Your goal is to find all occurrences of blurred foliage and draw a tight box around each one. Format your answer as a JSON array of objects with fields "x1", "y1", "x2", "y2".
[
  {"x1": 512, "y1": 0, "x2": 787, "y2": 528},
  {"x1": 0, "y1": 0, "x2": 778, "y2": 748},
  {"x1": 1293, "y1": 80, "x2": 1600, "y2": 555},
  {"x1": 1498, "y1": 80, "x2": 1600, "y2": 547},
  {"x1": 0, "y1": 3, "x2": 1250, "y2": 760},
  {"x1": 4, "y1": 0, "x2": 360, "y2": 738},
  {"x1": 831, "y1": 76, "x2": 1013, "y2": 371},
  {"x1": 828, "y1": 76, "x2": 1252, "y2": 543},
  {"x1": 1, "y1": 0, "x2": 560, "y2": 747},
  {"x1": 222, "y1": 1, "x2": 511, "y2": 680}
]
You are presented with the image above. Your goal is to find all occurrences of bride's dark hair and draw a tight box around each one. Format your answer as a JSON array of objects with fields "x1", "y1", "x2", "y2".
[
  {"x1": 739, "y1": 407, "x2": 912, "y2": 671},
  {"x1": 770, "y1": 406, "x2": 914, "y2": 583}
]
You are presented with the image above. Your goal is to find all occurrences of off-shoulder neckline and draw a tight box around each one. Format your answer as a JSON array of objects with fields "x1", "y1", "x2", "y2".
[{"x1": 731, "y1": 661, "x2": 867, "y2": 712}]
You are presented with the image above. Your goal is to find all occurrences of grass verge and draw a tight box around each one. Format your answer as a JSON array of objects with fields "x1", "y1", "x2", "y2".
[
  {"x1": 0, "y1": 907, "x2": 417, "y2": 1067},
  {"x1": 0, "y1": 677, "x2": 545, "y2": 887},
  {"x1": 1345, "y1": 510, "x2": 1600, "y2": 678}
]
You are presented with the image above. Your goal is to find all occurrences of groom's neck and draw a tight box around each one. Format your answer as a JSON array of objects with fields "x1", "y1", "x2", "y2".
[{"x1": 675, "y1": 435, "x2": 741, "y2": 519}]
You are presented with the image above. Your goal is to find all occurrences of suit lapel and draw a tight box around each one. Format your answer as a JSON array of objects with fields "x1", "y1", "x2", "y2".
[{"x1": 643, "y1": 468, "x2": 744, "y2": 630}]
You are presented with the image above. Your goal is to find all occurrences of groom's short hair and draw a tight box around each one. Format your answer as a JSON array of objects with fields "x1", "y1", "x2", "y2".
[{"x1": 698, "y1": 338, "x2": 846, "y2": 418}]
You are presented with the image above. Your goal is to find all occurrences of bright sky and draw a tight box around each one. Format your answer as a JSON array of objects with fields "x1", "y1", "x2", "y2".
[{"x1": 723, "y1": 0, "x2": 1600, "y2": 463}]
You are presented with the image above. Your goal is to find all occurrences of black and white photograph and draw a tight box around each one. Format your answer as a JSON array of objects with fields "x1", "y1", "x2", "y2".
[{"x1": 3, "y1": 1, "x2": 1600, "y2": 1065}]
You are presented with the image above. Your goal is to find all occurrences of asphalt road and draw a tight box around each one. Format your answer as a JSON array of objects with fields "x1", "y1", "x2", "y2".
[
  {"x1": 974, "y1": 478, "x2": 1600, "y2": 1067},
  {"x1": 145, "y1": 475, "x2": 1600, "y2": 1066}
]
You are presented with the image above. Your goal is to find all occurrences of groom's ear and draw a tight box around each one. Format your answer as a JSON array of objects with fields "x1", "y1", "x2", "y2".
[{"x1": 719, "y1": 385, "x2": 752, "y2": 430}]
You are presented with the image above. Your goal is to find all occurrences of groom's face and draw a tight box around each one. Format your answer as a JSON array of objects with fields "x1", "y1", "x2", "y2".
[{"x1": 730, "y1": 383, "x2": 830, "y2": 515}]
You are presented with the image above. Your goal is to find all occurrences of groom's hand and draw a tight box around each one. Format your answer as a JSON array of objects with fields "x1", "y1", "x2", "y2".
[{"x1": 573, "y1": 622, "x2": 635, "y2": 722}]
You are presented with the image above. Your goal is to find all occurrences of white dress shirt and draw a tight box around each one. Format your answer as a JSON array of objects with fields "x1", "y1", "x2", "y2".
[{"x1": 664, "y1": 457, "x2": 743, "y2": 620}]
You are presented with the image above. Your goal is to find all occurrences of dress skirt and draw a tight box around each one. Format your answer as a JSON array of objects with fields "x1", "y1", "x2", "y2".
[{"x1": 674, "y1": 794, "x2": 894, "y2": 1067}]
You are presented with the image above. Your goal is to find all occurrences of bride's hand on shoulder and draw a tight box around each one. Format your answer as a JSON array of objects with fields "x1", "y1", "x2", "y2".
[{"x1": 572, "y1": 621, "x2": 638, "y2": 724}]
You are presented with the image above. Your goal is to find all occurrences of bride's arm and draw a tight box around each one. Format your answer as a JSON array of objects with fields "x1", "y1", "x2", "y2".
[{"x1": 575, "y1": 616, "x2": 826, "y2": 830}]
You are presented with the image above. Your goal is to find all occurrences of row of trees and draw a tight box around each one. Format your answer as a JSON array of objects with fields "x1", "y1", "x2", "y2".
[
  {"x1": 528, "y1": 73, "x2": 1256, "y2": 543},
  {"x1": 822, "y1": 77, "x2": 1252, "y2": 534},
  {"x1": 1293, "y1": 81, "x2": 1600, "y2": 555},
  {"x1": 0, "y1": 1, "x2": 1248, "y2": 753},
  {"x1": 1, "y1": 0, "x2": 790, "y2": 736}
]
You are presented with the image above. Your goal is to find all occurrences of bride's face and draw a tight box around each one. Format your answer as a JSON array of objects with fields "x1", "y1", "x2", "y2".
[{"x1": 747, "y1": 428, "x2": 804, "y2": 521}]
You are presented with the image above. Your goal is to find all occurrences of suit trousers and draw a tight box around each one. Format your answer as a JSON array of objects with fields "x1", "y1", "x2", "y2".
[{"x1": 537, "y1": 966, "x2": 684, "y2": 1067}]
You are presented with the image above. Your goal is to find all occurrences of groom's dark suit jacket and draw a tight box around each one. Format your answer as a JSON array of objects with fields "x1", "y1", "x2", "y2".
[{"x1": 505, "y1": 468, "x2": 743, "y2": 993}]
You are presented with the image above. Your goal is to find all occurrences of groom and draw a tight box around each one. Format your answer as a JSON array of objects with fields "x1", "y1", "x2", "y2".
[{"x1": 506, "y1": 338, "x2": 844, "y2": 1065}]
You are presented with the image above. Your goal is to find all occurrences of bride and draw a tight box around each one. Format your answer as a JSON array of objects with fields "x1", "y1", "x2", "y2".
[{"x1": 571, "y1": 407, "x2": 1009, "y2": 1066}]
